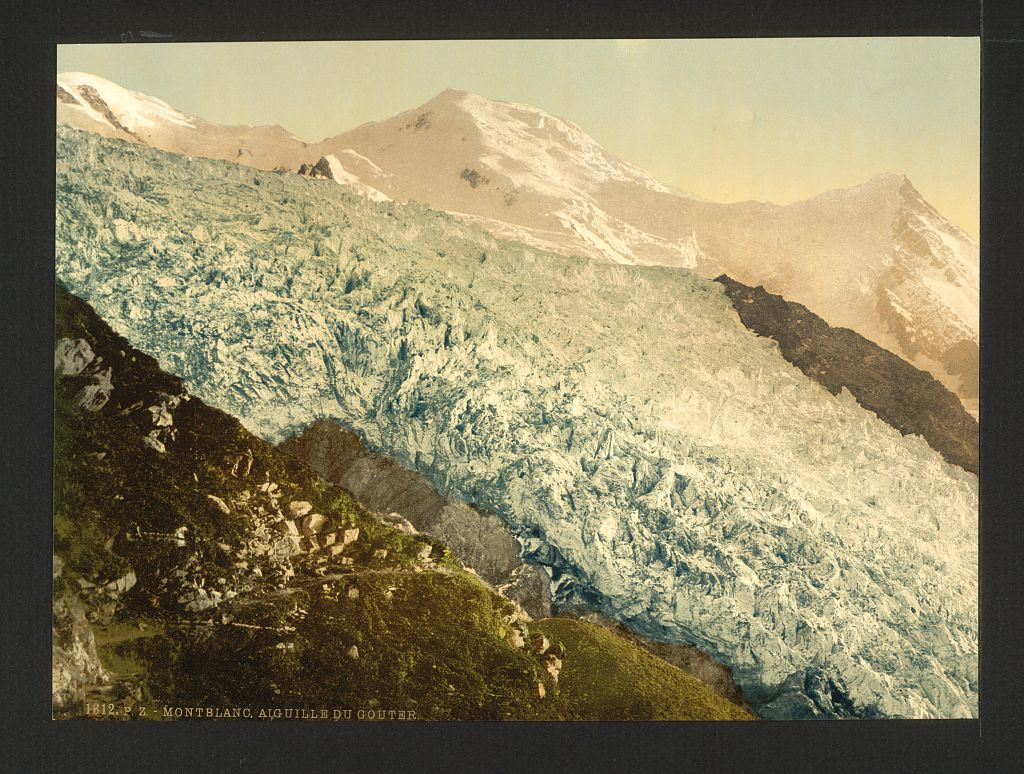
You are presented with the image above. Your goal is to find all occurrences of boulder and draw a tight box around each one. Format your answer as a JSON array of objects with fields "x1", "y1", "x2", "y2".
[
  {"x1": 301, "y1": 513, "x2": 327, "y2": 535},
  {"x1": 148, "y1": 404, "x2": 173, "y2": 427},
  {"x1": 288, "y1": 501, "x2": 313, "y2": 518},
  {"x1": 54, "y1": 338, "x2": 95, "y2": 376},
  {"x1": 543, "y1": 654, "x2": 562, "y2": 683},
  {"x1": 76, "y1": 368, "x2": 113, "y2": 412},
  {"x1": 381, "y1": 512, "x2": 418, "y2": 535}
]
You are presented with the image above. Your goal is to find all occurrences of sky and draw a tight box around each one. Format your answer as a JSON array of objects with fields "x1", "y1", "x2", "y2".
[{"x1": 57, "y1": 38, "x2": 980, "y2": 238}]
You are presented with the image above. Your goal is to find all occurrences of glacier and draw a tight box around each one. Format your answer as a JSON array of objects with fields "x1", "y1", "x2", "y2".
[{"x1": 55, "y1": 127, "x2": 978, "y2": 718}]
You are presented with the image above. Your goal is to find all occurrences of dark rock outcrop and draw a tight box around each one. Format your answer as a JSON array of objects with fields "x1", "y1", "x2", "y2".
[
  {"x1": 715, "y1": 275, "x2": 978, "y2": 475},
  {"x1": 74, "y1": 84, "x2": 140, "y2": 141},
  {"x1": 297, "y1": 157, "x2": 334, "y2": 180}
]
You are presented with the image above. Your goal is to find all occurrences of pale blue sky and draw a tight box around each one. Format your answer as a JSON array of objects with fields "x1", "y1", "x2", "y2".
[{"x1": 58, "y1": 38, "x2": 980, "y2": 236}]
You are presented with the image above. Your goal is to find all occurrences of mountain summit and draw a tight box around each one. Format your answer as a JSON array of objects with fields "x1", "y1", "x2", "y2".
[{"x1": 55, "y1": 74, "x2": 978, "y2": 409}]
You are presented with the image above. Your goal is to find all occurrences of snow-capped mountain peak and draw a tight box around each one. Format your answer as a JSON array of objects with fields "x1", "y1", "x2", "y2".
[
  {"x1": 443, "y1": 89, "x2": 673, "y2": 198},
  {"x1": 57, "y1": 71, "x2": 196, "y2": 135}
]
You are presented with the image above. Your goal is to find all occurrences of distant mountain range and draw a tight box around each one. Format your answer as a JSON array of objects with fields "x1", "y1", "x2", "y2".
[{"x1": 57, "y1": 72, "x2": 979, "y2": 413}]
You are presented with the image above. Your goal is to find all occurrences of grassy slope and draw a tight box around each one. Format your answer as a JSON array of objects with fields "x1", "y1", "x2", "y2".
[
  {"x1": 531, "y1": 619, "x2": 751, "y2": 721},
  {"x1": 54, "y1": 285, "x2": 750, "y2": 720}
]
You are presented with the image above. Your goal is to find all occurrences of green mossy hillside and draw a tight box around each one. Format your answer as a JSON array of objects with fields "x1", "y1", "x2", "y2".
[{"x1": 531, "y1": 618, "x2": 751, "y2": 720}]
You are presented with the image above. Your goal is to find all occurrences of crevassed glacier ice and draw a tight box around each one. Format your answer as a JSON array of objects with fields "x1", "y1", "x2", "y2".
[{"x1": 55, "y1": 128, "x2": 978, "y2": 718}]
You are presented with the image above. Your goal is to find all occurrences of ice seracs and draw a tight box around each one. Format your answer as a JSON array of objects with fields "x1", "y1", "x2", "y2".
[{"x1": 56, "y1": 128, "x2": 978, "y2": 720}]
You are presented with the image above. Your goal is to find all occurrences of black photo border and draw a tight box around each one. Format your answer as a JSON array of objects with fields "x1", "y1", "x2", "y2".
[{"x1": 3, "y1": 1, "x2": 1022, "y2": 771}]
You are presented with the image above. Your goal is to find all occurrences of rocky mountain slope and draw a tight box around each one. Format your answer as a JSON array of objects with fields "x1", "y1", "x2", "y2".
[
  {"x1": 56, "y1": 72, "x2": 979, "y2": 410},
  {"x1": 715, "y1": 275, "x2": 979, "y2": 475},
  {"x1": 56, "y1": 126, "x2": 977, "y2": 719},
  {"x1": 53, "y1": 283, "x2": 750, "y2": 721}
]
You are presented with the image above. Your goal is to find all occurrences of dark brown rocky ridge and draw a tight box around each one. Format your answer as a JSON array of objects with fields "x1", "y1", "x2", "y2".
[{"x1": 715, "y1": 274, "x2": 978, "y2": 475}]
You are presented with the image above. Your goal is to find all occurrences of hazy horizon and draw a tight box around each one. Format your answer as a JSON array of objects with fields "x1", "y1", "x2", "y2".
[{"x1": 57, "y1": 38, "x2": 980, "y2": 238}]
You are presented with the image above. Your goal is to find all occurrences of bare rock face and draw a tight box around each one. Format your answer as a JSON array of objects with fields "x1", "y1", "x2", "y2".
[
  {"x1": 715, "y1": 275, "x2": 978, "y2": 475},
  {"x1": 54, "y1": 337, "x2": 114, "y2": 412}
]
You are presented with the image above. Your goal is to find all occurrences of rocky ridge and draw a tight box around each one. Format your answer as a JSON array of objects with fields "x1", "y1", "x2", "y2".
[{"x1": 715, "y1": 275, "x2": 979, "y2": 475}]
